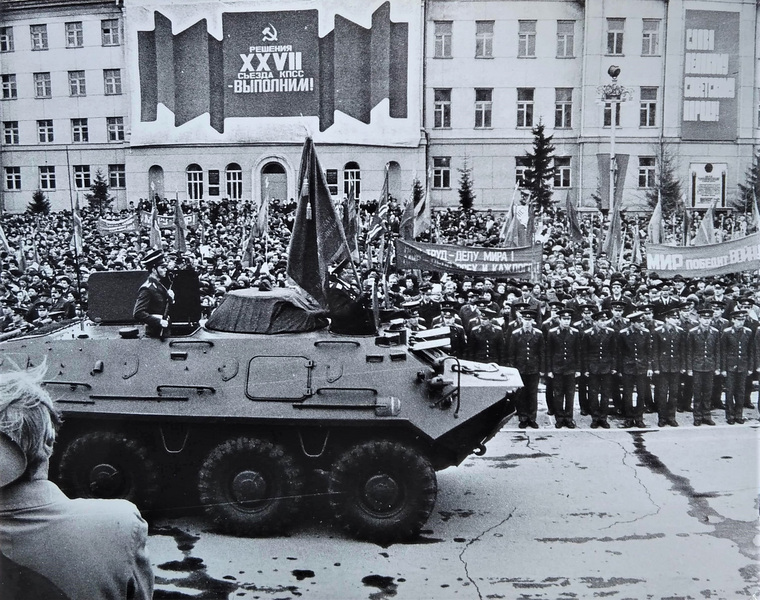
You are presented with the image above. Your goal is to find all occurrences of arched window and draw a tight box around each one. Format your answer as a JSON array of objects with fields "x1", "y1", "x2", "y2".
[
  {"x1": 343, "y1": 161, "x2": 360, "y2": 199},
  {"x1": 225, "y1": 163, "x2": 242, "y2": 200},
  {"x1": 186, "y1": 164, "x2": 203, "y2": 200}
]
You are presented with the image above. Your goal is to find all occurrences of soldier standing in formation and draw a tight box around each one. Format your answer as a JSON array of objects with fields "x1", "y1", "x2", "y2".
[
  {"x1": 720, "y1": 310, "x2": 753, "y2": 424},
  {"x1": 466, "y1": 307, "x2": 503, "y2": 363},
  {"x1": 508, "y1": 309, "x2": 544, "y2": 429},
  {"x1": 582, "y1": 309, "x2": 615, "y2": 429},
  {"x1": 547, "y1": 309, "x2": 581, "y2": 429},
  {"x1": 687, "y1": 309, "x2": 721, "y2": 426},
  {"x1": 651, "y1": 307, "x2": 685, "y2": 427},
  {"x1": 617, "y1": 312, "x2": 652, "y2": 428}
]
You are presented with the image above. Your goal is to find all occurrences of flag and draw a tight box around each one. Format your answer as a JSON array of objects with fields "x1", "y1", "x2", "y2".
[
  {"x1": 647, "y1": 195, "x2": 664, "y2": 244},
  {"x1": 631, "y1": 223, "x2": 642, "y2": 265},
  {"x1": 565, "y1": 191, "x2": 583, "y2": 243},
  {"x1": 367, "y1": 167, "x2": 389, "y2": 243},
  {"x1": 71, "y1": 196, "x2": 83, "y2": 254},
  {"x1": 149, "y1": 198, "x2": 162, "y2": 249},
  {"x1": 173, "y1": 198, "x2": 187, "y2": 253},
  {"x1": 342, "y1": 184, "x2": 359, "y2": 261},
  {"x1": 499, "y1": 183, "x2": 519, "y2": 245},
  {"x1": 750, "y1": 188, "x2": 760, "y2": 232},
  {"x1": 600, "y1": 200, "x2": 622, "y2": 266},
  {"x1": 693, "y1": 201, "x2": 716, "y2": 246},
  {"x1": 682, "y1": 206, "x2": 691, "y2": 246},
  {"x1": 0, "y1": 223, "x2": 10, "y2": 253},
  {"x1": 412, "y1": 177, "x2": 430, "y2": 238},
  {"x1": 399, "y1": 198, "x2": 415, "y2": 241},
  {"x1": 241, "y1": 216, "x2": 256, "y2": 267},
  {"x1": 286, "y1": 137, "x2": 351, "y2": 306}
]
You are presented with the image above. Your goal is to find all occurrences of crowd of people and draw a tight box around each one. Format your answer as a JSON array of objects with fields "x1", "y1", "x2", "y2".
[{"x1": 0, "y1": 193, "x2": 758, "y2": 430}]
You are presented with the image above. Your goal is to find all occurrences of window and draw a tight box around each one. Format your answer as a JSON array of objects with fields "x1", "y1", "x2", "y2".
[
  {"x1": 71, "y1": 118, "x2": 88, "y2": 142},
  {"x1": 30, "y1": 24, "x2": 48, "y2": 50},
  {"x1": 475, "y1": 21, "x2": 494, "y2": 58},
  {"x1": 518, "y1": 21, "x2": 536, "y2": 58},
  {"x1": 37, "y1": 119, "x2": 54, "y2": 143},
  {"x1": 554, "y1": 157, "x2": 571, "y2": 188},
  {"x1": 606, "y1": 18, "x2": 625, "y2": 55},
  {"x1": 1, "y1": 74, "x2": 16, "y2": 99},
  {"x1": 0, "y1": 27, "x2": 14, "y2": 52},
  {"x1": 434, "y1": 89, "x2": 451, "y2": 128},
  {"x1": 107, "y1": 117, "x2": 124, "y2": 141},
  {"x1": 73, "y1": 165, "x2": 91, "y2": 189},
  {"x1": 34, "y1": 72, "x2": 51, "y2": 98},
  {"x1": 39, "y1": 166, "x2": 56, "y2": 190},
  {"x1": 555, "y1": 88, "x2": 572, "y2": 128},
  {"x1": 474, "y1": 88, "x2": 492, "y2": 128},
  {"x1": 343, "y1": 162, "x2": 361, "y2": 198},
  {"x1": 642, "y1": 19, "x2": 660, "y2": 56},
  {"x1": 226, "y1": 163, "x2": 242, "y2": 199},
  {"x1": 66, "y1": 22, "x2": 83, "y2": 48},
  {"x1": 434, "y1": 22, "x2": 452, "y2": 58},
  {"x1": 3, "y1": 121, "x2": 19, "y2": 145},
  {"x1": 556, "y1": 20, "x2": 574, "y2": 58},
  {"x1": 325, "y1": 169, "x2": 338, "y2": 196},
  {"x1": 101, "y1": 19, "x2": 120, "y2": 46},
  {"x1": 515, "y1": 157, "x2": 530, "y2": 187},
  {"x1": 68, "y1": 70, "x2": 86, "y2": 96},
  {"x1": 104, "y1": 69, "x2": 122, "y2": 95},
  {"x1": 432, "y1": 157, "x2": 451, "y2": 189},
  {"x1": 638, "y1": 157, "x2": 656, "y2": 188},
  {"x1": 603, "y1": 102, "x2": 621, "y2": 127},
  {"x1": 186, "y1": 164, "x2": 203, "y2": 200},
  {"x1": 208, "y1": 169, "x2": 220, "y2": 196},
  {"x1": 640, "y1": 87, "x2": 657, "y2": 127},
  {"x1": 109, "y1": 164, "x2": 126, "y2": 188},
  {"x1": 517, "y1": 88, "x2": 534, "y2": 128},
  {"x1": 5, "y1": 166, "x2": 21, "y2": 190}
]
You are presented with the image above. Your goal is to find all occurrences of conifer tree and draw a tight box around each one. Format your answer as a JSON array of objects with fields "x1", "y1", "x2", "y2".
[
  {"x1": 736, "y1": 150, "x2": 760, "y2": 214},
  {"x1": 522, "y1": 120, "x2": 556, "y2": 215},
  {"x1": 457, "y1": 157, "x2": 476, "y2": 212},
  {"x1": 645, "y1": 141, "x2": 682, "y2": 216},
  {"x1": 27, "y1": 189, "x2": 51, "y2": 215},
  {"x1": 85, "y1": 169, "x2": 113, "y2": 215}
]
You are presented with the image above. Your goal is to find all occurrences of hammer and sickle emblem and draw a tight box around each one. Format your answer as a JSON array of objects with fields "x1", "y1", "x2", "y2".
[{"x1": 262, "y1": 23, "x2": 278, "y2": 42}]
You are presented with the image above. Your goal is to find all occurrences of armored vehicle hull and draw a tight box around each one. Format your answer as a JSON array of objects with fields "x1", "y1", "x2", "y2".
[{"x1": 1, "y1": 273, "x2": 520, "y2": 543}]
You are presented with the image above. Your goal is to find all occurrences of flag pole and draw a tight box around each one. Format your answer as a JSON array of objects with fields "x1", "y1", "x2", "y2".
[{"x1": 65, "y1": 147, "x2": 84, "y2": 326}]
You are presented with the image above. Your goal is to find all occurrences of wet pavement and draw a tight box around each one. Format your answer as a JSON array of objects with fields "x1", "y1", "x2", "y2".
[{"x1": 147, "y1": 413, "x2": 759, "y2": 600}]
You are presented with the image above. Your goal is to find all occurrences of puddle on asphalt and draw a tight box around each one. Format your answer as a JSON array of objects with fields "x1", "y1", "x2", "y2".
[{"x1": 362, "y1": 574, "x2": 398, "y2": 598}]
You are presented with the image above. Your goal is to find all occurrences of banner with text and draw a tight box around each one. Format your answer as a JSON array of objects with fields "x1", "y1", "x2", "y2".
[
  {"x1": 646, "y1": 233, "x2": 760, "y2": 277},
  {"x1": 138, "y1": 212, "x2": 198, "y2": 229},
  {"x1": 395, "y1": 240, "x2": 543, "y2": 280},
  {"x1": 127, "y1": 0, "x2": 421, "y2": 146},
  {"x1": 96, "y1": 215, "x2": 139, "y2": 235}
]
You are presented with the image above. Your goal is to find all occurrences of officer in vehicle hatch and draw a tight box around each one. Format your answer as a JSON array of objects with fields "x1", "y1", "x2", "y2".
[{"x1": 133, "y1": 249, "x2": 175, "y2": 338}]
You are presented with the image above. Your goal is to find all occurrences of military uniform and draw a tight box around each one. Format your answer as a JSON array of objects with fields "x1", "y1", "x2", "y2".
[
  {"x1": 466, "y1": 320, "x2": 503, "y2": 364},
  {"x1": 582, "y1": 320, "x2": 616, "y2": 427},
  {"x1": 651, "y1": 322, "x2": 686, "y2": 425},
  {"x1": 687, "y1": 320, "x2": 721, "y2": 425},
  {"x1": 547, "y1": 317, "x2": 581, "y2": 428},
  {"x1": 133, "y1": 273, "x2": 172, "y2": 338},
  {"x1": 720, "y1": 321, "x2": 753, "y2": 423},
  {"x1": 508, "y1": 324, "x2": 545, "y2": 427},
  {"x1": 617, "y1": 320, "x2": 652, "y2": 427}
]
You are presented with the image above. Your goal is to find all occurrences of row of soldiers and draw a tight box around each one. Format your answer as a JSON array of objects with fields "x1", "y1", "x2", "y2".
[{"x1": 431, "y1": 291, "x2": 759, "y2": 430}]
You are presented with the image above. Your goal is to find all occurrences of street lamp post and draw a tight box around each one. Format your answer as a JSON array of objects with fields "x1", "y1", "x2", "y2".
[{"x1": 598, "y1": 66, "x2": 632, "y2": 211}]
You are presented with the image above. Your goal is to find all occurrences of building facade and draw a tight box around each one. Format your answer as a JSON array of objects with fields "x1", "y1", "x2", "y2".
[{"x1": 1, "y1": 0, "x2": 758, "y2": 214}]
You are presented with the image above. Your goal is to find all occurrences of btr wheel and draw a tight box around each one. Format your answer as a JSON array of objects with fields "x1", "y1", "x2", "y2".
[
  {"x1": 57, "y1": 431, "x2": 159, "y2": 506},
  {"x1": 328, "y1": 440, "x2": 437, "y2": 543},
  {"x1": 198, "y1": 437, "x2": 303, "y2": 536}
]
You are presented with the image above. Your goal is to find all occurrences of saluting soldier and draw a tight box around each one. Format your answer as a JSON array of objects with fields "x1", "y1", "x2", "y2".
[
  {"x1": 677, "y1": 298, "x2": 699, "y2": 412},
  {"x1": 582, "y1": 309, "x2": 616, "y2": 429},
  {"x1": 638, "y1": 303, "x2": 660, "y2": 414},
  {"x1": 608, "y1": 300, "x2": 629, "y2": 415},
  {"x1": 547, "y1": 309, "x2": 581, "y2": 429},
  {"x1": 651, "y1": 307, "x2": 686, "y2": 427},
  {"x1": 459, "y1": 292, "x2": 480, "y2": 335},
  {"x1": 617, "y1": 311, "x2": 653, "y2": 429},
  {"x1": 720, "y1": 310, "x2": 753, "y2": 424},
  {"x1": 417, "y1": 282, "x2": 441, "y2": 329},
  {"x1": 508, "y1": 309, "x2": 544, "y2": 429},
  {"x1": 687, "y1": 308, "x2": 721, "y2": 426},
  {"x1": 573, "y1": 303, "x2": 596, "y2": 417},
  {"x1": 440, "y1": 302, "x2": 467, "y2": 358},
  {"x1": 133, "y1": 249, "x2": 175, "y2": 338},
  {"x1": 709, "y1": 300, "x2": 729, "y2": 409},
  {"x1": 466, "y1": 307, "x2": 503, "y2": 364}
]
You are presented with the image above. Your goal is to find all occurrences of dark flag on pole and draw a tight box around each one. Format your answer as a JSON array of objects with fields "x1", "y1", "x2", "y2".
[
  {"x1": 173, "y1": 198, "x2": 187, "y2": 253},
  {"x1": 342, "y1": 184, "x2": 360, "y2": 261},
  {"x1": 565, "y1": 191, "x2": 583, "y2": 242},
  {"x1": 286, "y1": 137, "x2": 351, "y2": 307}
]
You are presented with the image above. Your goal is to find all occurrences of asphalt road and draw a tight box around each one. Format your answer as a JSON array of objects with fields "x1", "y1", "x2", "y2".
[{"x1": 148, "y1": 415, "x2": 760, "y2": 600}]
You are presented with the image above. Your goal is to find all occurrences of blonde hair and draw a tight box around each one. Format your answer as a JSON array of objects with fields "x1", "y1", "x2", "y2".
[{"x1": 0, "y1": 360, "x2": 62, "y2": 475}]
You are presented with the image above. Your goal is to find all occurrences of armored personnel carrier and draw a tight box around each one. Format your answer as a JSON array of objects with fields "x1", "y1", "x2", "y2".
[{"x1": 0, "y1": 271, "x2": 521, "y2": 543}]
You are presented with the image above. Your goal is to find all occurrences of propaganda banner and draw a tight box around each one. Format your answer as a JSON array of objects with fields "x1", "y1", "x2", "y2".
[
  {"x1": 395, "y1": 240, "x2": 543, "y2": 280},
  {"x1": 138, "y1": 212, "x2": 198, "y2": 229},
  {"x1": 646, "y1": 232, "x2": 760, "y2": 277},
  {"x1": 96, "y1": 215, "x2": 139, "y2": 235},
  {"x1": 127, "y1": 0, "x2": 421, "y2": 146}
]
